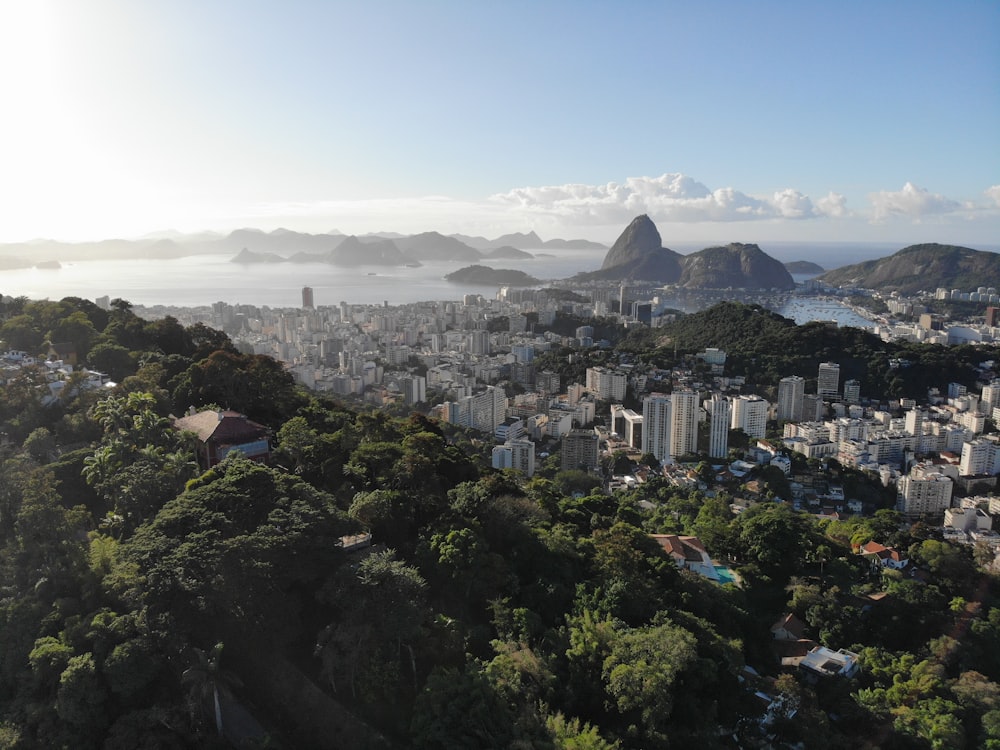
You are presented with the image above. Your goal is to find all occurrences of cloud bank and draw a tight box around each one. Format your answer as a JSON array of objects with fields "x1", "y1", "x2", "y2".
[
  {"x1": 869, "y1": 182, "x2": 963, "y2": 221},
  {"x1": 491, "y1": 173, "x2": 846, "y2": 225}
]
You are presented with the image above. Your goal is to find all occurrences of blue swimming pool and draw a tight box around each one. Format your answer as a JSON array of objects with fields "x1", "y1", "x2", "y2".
[{"x1": 714, "y1": 565, "x2": 737, "y2": 585}]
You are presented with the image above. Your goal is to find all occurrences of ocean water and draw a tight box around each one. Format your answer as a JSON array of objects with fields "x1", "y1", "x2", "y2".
[
  {"x1": 775, "y1": 297, "x2": 875, "y2": 329},
  {"x1": 0, "y1": 250, "x2": 606, "y2": 308}
]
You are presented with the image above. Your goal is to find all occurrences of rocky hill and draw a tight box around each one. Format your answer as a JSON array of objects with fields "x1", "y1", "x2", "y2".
[
  {"x1": 575, "y1": 215, "x2": 793, "y2": 289},
  {"x1": 574, "y1": 215, "x2": 684, "y2": 283},
  {"x1": 393, "y1": 232, "x2": 482, "y2": 263},
  {"x1": 784, "y1": 260, "x2": 825, "y2": 275},
  {"x1": 680, "y1": 243, "x2": 795, "y2": 290},
  {"x1": 444, "y1": 265, "x2": 540, "y2": 286},
  {"x1": 817, "y1": 243, "x2": 1000, "y2": 294},
  {"x1": 328, "y1": 236, "x2": 406, "y2": 266}
]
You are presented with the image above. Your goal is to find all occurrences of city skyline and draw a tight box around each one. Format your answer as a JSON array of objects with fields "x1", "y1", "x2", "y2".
[{"x1": 1, "y1": 1, "x2": 997, "y2": 248}]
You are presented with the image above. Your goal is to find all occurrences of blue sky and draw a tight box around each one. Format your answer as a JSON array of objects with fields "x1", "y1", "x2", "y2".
[{"x1": 0, "y1": 0, "x2": 997, "y2": 246}]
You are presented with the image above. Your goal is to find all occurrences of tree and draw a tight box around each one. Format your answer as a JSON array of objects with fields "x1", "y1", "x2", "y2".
[
  {"x1": 316, "y1": 549, "x2": 428, "y2": 707},
  {"x1": 410, "y1": 665, "x2": 516, "y2": 749},
  {"x1": 602, "y1": 617, "x2": 698, "y2": 745},
  {"x1": 181, "y1": 642, "x2": 242, "y2": 738},
  {"x1": 22, "y1": 427, "x2": 56, "y2": 463}
]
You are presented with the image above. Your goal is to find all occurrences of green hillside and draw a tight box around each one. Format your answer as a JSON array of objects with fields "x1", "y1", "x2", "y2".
[{"x1": 818, "y1": 243, "x2": 1000, "y2": 294}]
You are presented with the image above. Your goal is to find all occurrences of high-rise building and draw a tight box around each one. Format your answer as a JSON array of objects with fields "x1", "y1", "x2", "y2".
[
  {"x1": 707, "y1": 394, "x2": 731, "y2": 459},
  {"x1": 301, "y1": 286, "x2": 314, "y2": 309},
  {"x1": 561, "y1": 429, "x2": 600, "y2": 472},
  {"x1": 493, "y1": 439, "x2": 536, "y2": 477},
  {"x1": 586, "y1": 367, "x2": 627, "y2": 402},
  {"x1": 987, "y1": 307, "x2": 1000, "y2": 328},
  {"x1": 897, "y1": 463, "x2": 954, "y2": 517},
  {"x1": 801, "y1": 393, "x2": 826, "y2": 422},
  {"x1": 398, "y1": 374, "x2": 427, "y2": 406},
  {"x1": 843, "y1": 379, "x2": 861, "y2": 404},
  {"x1": 670, "y1": 389, "x2": 699, "y2": 458},
  {"x1": 904, "y1": 409, "x2": 924, "y2": 438},
  {"x1": 982, "y1": 382, "x2": 1000, "y2": 414},
  {"x1": 642, "y1": 394, "x2": 672, "y2": 462},
  {"x1": 777, "y1": 376, "x2": 805, "y2": 422},
  {"x1": 960, "y1": 439, "x2": 993, "y2": 476},
  {"x1": 731, "y1": 395, "x2": 769, "y2": 439},
  {"x1": 536, "y1": 371, "x2": 561, "y2": 395},
  {"x1": 818, "y1": 362, "x2": 840, "y2": 399}
]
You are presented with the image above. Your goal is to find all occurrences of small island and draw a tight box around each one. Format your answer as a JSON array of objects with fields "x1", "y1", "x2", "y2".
[
  {"x1": 444, "y1": 265, "x2": 541, "y2": 286},
  {"x1": 784, "y1": 260, "x2": 825, "y2": 275},
  {"x1": 231, "y1": 248, "x2": 286, "y2": 263}
]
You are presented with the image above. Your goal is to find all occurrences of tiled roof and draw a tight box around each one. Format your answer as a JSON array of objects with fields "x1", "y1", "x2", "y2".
[{"x1": 173, "y1": 410, "x2": 267, "y2": 443}]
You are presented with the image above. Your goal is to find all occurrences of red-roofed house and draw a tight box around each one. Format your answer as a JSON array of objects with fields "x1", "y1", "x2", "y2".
[
  {"x1": 858, "y1": 541, "x2": 909, "y2": 570},
  {"x1": 173, "y1": 409, "x2": 270, "y2": 469},
  {"x1": 770, "y1": 613, "x2": 808, "y2": 641},
  {"x1": 649, "y1": 534, "x2": 719, "y2": 581}
]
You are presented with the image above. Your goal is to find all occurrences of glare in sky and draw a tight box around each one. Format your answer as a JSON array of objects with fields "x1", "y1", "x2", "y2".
[{"x1": 0, "y1": 0, "x2": 997, "y2": 245}]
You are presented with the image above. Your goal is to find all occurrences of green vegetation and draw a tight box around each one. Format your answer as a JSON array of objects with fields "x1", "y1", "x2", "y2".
[
  {"x1": 819, "y1": 242, "x2": 1000, "y2": 294},
  {"x1": 1, "y1": 295, "x2": 1000, "y2": 747}
]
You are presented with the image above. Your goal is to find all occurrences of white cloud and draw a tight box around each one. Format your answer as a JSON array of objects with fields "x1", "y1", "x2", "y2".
[
  {"x1": 491, "y1": 173, "x2": 836, "y2": 224},
  {"x1": 815, "y1": 191, "x2": 848, "y2": 218},
  {"x1": 771, "y1": 189, "x2": 816, "y2": 219},
  {"x1": 869, "y1": 182, "x2": 961, "y2": 222},
  {"x1": 986, "y1": 185, "x2": 1000, "y2": 208}
]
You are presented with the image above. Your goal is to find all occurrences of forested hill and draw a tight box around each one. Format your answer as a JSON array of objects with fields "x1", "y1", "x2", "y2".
[
  {"x1": 4, "y1": 295, "x2": 1000, "y2": 747},
  {"x1": 621, "y1": 301, "x2": 987, "y2": 399},
  {"x1": 817, "y1": 242, "x2": 1000, "y2": 293}
]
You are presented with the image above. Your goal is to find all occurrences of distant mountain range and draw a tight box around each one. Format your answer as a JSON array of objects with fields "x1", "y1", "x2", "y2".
[
  {"x1": 573, "y1": 215, "x2": 795, "y2": 290},
  {"x1": 817, "y1": 243, "x2": 1000, "y2": 295},
  {"x1": 3, "y1": 224, "x2": 995, "y2": 297},
  {"x1": 0, "y1": 228, "x2": 605, "y2": 270}
]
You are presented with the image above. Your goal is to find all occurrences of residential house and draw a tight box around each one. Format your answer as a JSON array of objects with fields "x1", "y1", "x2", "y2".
[
  {"x1": 173, "y1": 409, "x2": 271, "y2": 469},
  {"x1": 649, "y1": 534, "x2": 720, "y2": 581},
  {"x1": 858, "y1": 541, "x2": 909, "y2": 570}
]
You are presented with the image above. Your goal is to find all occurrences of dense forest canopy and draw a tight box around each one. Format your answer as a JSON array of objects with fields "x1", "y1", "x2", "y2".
[{"x1": 1, "y1": 295, "x2": 1000, "y2": 748}]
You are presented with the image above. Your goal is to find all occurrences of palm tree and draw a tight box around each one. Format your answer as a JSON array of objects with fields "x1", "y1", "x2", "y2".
[{"x1": 182, "y1": 642, "x2": 243, "y2": 738}]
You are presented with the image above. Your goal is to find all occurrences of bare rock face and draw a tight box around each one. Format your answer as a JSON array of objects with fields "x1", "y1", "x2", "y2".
[
  {"x1": 680, "y1": 243, "x2": 795, "y2": 290},
  {"x1": 601, "y1": 215, "x2": 665, "y2": 270}
]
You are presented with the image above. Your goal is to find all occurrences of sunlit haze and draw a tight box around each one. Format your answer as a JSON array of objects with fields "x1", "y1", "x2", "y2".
[{"x1": 1, "y1": 0, "x2": 998, "y2": 247}]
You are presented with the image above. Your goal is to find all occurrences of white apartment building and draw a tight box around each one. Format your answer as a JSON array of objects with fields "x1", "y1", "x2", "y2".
[
  {"x1": 492, "y1": 438, "x2": 536, "y2": 477},
  {"x1": 642, "y1": 393, "x2": 672, "y2": 462},
  {"x1": 960, "y1": 439, "x2": 994, "y2": 476},
  {"x1": 898, "y1": 462, "x2": 954, "y2": 517},
  {"x1": 707, "y1": 393, "x2": 731, "y2": 459},
  {"x1": 731, "y1": 395, "x2": 768, "y2": 439},
  {"x1": 777, "y1": 375, "x2": 805, "y2": 422},
  {"x1": 585, "y1": 367, "x2": 627, "y2": 402},
  {"x1": 670, "y1": 389, "x2": 699, "y2": 458}
]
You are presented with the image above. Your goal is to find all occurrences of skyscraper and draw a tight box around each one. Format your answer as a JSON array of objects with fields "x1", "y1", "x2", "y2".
[
  {"x1": 707, "y1": 394, "x2": 731, "y2": 459},
  {"x1": 642, "y1": 394, "x2": 672, "y2": 462},
  {"x1": 777, "y1": 376, "x2": 805, "y2": 422},
  {"x1": 670, "y1": 389, "x2": 699, "y2": 458},
  {"x1": 301, "y1": 286, "x2": 314, "y2": 309},
  {"x1": 818, "y1": 362, "x2": 840, "y2": 399}
]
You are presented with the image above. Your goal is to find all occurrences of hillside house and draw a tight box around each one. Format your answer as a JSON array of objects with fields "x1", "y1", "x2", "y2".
[
  {"x1": 649, "y1": 534, "x2": 720, "y2": 581},
  {"x1": 173, "y1": 409, "x2": 270, "y2": 469}
]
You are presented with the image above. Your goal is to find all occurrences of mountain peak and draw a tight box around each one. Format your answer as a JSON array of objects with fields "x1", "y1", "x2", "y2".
[{"x1": 601, "y1": 215, "x2": 664, "y2": 270}]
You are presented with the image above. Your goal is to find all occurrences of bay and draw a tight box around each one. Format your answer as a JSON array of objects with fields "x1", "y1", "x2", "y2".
[
  {"x1": 775, "y1": 297, "x2": 876, "y2": 329},
  {"x1": 0, "y1": 250, "x2": 605, "y2": 308}
]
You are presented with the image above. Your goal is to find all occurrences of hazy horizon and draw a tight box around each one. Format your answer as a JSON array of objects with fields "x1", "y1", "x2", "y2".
[{"x1": 1, "y1": 2, "x2": 997, "y2": 247}]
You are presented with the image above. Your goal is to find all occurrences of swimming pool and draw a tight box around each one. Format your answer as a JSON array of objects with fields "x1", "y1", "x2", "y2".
[{"x1": 714, "y1": 565, "x2": 737, "y2": 585}]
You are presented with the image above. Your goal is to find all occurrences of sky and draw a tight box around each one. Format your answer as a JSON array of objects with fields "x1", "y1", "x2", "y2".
[{"x1": 0, "y1": 0, "x2": 998, "y2": 248}]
